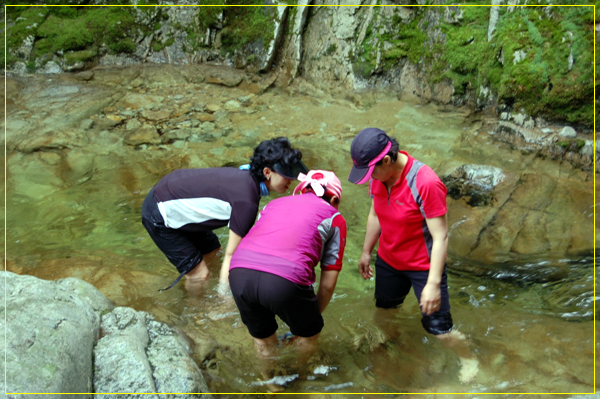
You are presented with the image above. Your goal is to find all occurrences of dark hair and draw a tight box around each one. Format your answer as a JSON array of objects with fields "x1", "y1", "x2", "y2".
[
  {"x1": 375, "y1": 136, "x2": 400, "y2": 165},
  {"x1": 249, "y1": 137, "x2": 303, "y2": 182}
]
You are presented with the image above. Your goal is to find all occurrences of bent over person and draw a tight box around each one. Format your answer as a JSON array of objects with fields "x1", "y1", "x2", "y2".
[
  {"x1": 229, "y1": 170, "x2": 347, "y2": 386},
  {"x1": 348, "y1": 127, "x2": 478, "y2": 383},
  {"x1": 141, "y1": 137, "x2": 307, "y2": 292}
]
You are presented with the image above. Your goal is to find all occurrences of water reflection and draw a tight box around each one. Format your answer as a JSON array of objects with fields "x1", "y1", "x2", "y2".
[{"x1": 4, "y1": 69, "x2": 596, "y2": 395}]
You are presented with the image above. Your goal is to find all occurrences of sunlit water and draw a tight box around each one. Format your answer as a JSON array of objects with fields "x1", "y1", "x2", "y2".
[{"x1": 3, "y1": 68, "x2": 596, "y2": 396}]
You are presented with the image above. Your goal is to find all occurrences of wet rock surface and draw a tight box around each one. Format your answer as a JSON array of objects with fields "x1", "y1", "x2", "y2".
[
  {"x1": 1, "y1": 271, "x2": 111, "y2": 396},
  {"x1": 1, "y1": 271, "x2": 211, "y2": 397},
  {"x1": 94, "y1": 307, "x2": 211, "y2": 398}
]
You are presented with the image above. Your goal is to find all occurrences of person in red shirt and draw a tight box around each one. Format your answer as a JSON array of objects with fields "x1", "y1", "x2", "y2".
[{"x1": 348, "y1": 127, "x2": 478, "y2": 383}]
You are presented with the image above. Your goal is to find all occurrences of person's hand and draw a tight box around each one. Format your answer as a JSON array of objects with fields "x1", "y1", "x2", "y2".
[
  {"x1": 420, "y1": 282, "x2": 441, "y2": 316},
  {"x1": 358, "y1": 252, "x2": 373, "y2": 280}
]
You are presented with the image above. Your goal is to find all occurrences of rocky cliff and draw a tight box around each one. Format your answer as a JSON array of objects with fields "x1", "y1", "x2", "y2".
[{"x1": 4, "y1": 0, "x2": 595, "y2": 130}]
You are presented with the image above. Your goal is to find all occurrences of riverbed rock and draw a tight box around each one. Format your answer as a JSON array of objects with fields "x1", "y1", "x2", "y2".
[
  {"x1": 0, "y1": 271, "x2": 113, "y2": 396},
  {"x1": 443, "y1": 164, "x2": 505, "y2": 207},
  {"x1": 93, "y1": 307, "x2": 211, "y2": 398},
  {"x1": 16, "y1": 129, "x2": 89, "y2": 153},
  {"x1": 1, "y1": 271, "x2": 212, "y2": 397},
  {"x1": 121, "y1": 93, "x2": 166, "y2": 110},
  {"x1": 205, "y1": 68, "x2": 245, "y2": 87},
  {"x1": 124, "y1": 126, "x2": 162, "y2": 146},
  {"x1": 559, "y1": 126, "x2": 577, "y2": 138},
  {"x1": 74, "y1": 70, "x2": 95, "y2": 81}
]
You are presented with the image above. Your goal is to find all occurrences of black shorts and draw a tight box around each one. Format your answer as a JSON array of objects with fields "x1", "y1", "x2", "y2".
[
  {"x1": 229, "y1": 268, "x2": 324, "y2": 339},
  {"x1": 374, "y1": 255, "x2": 453, "y2": 335},
  {"x1": 141, "y1": 188, "x2": 221, "y2": 274}
]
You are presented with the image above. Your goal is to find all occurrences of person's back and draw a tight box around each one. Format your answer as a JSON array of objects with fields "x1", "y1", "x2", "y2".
[{"x1": 231, "y1": 193, "x2": 344, "y2": 286}]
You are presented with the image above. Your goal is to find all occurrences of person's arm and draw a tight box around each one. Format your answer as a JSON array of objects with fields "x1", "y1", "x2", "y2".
[
  {"x1": 359, "y1": 200, "x2": 381, "y2": 280},
  {"x1": 316, "y1": 269, "x2": 340, "y2": 313},
  {"x1": 419, "y1": 214, "x2": 448, "y2": 316},
  {"x1": 219, "y1": 229, "x2": 243, "y2": 285}
]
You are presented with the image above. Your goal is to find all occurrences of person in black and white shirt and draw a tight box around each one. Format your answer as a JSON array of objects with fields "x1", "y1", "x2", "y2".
[{"x1": 141, "y1": 137, "x2": 307, "y2": 292}]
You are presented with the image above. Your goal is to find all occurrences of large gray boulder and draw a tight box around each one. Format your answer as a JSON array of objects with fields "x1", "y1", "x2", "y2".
[
  {"x1": 93, "y1": 308, "x2": 211, "y2": 398},
  {"x1": 0, "y1": 271, "x2": 113, "y2": 397},
  {"x1": 0, "y1": 272, "x2": 211, "y2": 398}
]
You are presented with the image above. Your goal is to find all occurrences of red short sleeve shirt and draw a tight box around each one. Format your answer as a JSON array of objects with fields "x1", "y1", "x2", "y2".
[{"x1": 369, "y1": 152, "x2": 447, "y2": 271}]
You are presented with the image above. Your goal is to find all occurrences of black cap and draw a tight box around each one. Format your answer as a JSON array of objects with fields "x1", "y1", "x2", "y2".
[
  {"x1": 348, "y1": 128, "x2": 392, "y2": 184},
  {"x1": 273, "y1": 159, "x2": 309, "y2": 180}
]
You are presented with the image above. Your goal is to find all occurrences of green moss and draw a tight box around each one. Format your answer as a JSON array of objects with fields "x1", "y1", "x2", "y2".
[
  {"x1": 109, "y1": 39, "x2": 136, "y2": 54},
  {"x1": 65, "y1": 50, "x2": 96, "y2": 64},
  {"x1": 6, "y1": 6, "x2": 50, "y2": 60},
  {"x1": 36, "y1": 14, "x2": 94, "y2": 53},
  {"x1": 430, "y1": 3, "x2": 593, "y2": 127},
  {"x1": 219, "y1": 2, "x2": 277, "y2": 54},
  {"x1": 325, "y1": 43, "x2": 337, "y2": 56},
  {"x1": 6, "y1": 5, "x2": 141, "y2": 66},
  {"x1": 557, "y1": 139, "x2": 586, "y2": 151},
  {"x1": 164, "y1": 37, "x2": 175, "y2": 47},
  {"x1": 358, "y1": 7, "x2": 428, "y2": 75},
  {"x1": 352, "y1": 61, "x2": 375, "y2": 80},
  {"x1": 197, "y1": 2, "x2": 226, "y2": 31},
  {"x1": 84, "y1": 7, "x2": 137, "y2": 53}
]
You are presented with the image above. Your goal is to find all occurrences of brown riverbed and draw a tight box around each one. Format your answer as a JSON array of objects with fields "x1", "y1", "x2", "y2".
[{"x1": 2, "y1": 65, "x2": 596, "y2": 395}]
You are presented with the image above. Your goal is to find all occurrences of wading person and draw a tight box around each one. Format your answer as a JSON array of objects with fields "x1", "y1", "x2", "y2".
[
  {"x1": 141, "y1": 137, "x2": 308, "y2": 292},
  {"x1": 348, "y1": 127, "x2": 478, "y2": 383},
  {"x1": 228, "y1": 170, "x2": 347, "y2": 390}
]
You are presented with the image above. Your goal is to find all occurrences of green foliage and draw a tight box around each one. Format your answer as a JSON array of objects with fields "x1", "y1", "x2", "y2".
[
  {"x1": 47, "y1": 6, "x2": 78, "y2": 19},
  {"x1": 557, "y1": 139, "x2": 586, "y2": 151},
  {"x1": 109, "y1": 39, "x2": 136, "y2": 54},
  {"x1": 219, "y1": 2, "x2": 277, "y2": 53},
  {"x1": 431, "y1": 4, "x2": 593, "y2": 126},
  {"x1": 197, "y1": 2, "x2": 227, "y2": 31},
  {"x1": 84, "y1": 7, "x2": 137, "y2": 53},
  {"x1": 6, "y1": 6, "x2": 49, "y2": 56},
  {"x1": 5, "y1": 5, "x2": 140, "y2": 67},
  {"x1": 354, "y1": 6, "x2": 428, "y2": 77},
  {"x1": 37, "y1": 14, "x2": 94, "y2": 52},
  {"x1": 65, "y1": 50, "x2": 96, "y2": 64}
]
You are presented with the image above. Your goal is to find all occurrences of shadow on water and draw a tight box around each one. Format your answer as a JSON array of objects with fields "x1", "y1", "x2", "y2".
[{"x1": 4, "y1": 68, "x2": 596, "y2": 395}]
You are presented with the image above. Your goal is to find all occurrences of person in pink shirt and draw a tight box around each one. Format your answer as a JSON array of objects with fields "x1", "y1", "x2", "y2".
[
  {"x1": 348, "y1": 127, "x2": 478, "y2": 383},
  {"x1": 229, "y1": 170, "x2": 347, "y2": 382}
]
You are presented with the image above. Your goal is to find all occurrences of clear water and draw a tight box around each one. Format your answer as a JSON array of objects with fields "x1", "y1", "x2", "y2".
[{"x1": 3, "y1": 67, "x2": 596, "y2": 396}]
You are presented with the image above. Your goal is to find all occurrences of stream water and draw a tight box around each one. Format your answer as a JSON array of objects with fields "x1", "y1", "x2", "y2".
[{"x1": 3, "y1": 66, "x2": 596, "y2": 396}]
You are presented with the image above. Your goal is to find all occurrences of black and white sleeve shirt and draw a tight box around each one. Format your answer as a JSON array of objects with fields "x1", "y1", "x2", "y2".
[{"x1": 152, "y1": 167, "x2": 261, "y2": 237}]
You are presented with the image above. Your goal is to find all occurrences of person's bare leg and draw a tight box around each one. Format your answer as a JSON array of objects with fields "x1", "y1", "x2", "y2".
[
  {"x1": 253, "y1": 333, "x2": 281, "y2": 392},
  {"x1": 185, "y1": 247, "x2": 222, "y2": 282},
  {"x1": 373, "y1": 307, "x2": 401, "y2": 341},
  {"x1": 185, "y1": 259, "x2": 210, "y2": 280},
  {"x1": 294, "y1": 333, "x2": 320, "y2": 375},
  {"x1": 436, "y1": 330, "x2": 479, "y2": 383}
]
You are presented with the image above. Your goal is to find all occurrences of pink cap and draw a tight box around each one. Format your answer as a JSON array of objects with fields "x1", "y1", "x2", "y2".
[{"x1": 293, "y1": 170, "x2": 343, "y2": 199}]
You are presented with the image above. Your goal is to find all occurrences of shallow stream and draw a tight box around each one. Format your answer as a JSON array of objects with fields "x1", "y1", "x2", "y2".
[{"x1": 3, "y1": 66, "x2": 596, "y2": 396}]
